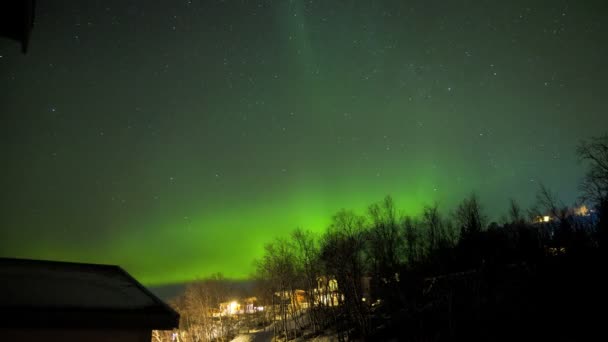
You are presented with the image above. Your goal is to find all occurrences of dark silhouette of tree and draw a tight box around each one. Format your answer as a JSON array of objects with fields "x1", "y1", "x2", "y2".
[
  {"x1": 170, "y1": 273, "x2": 237, "y2": 342},
  {"x1": 578, "y1": 133, "x2": 608, "y2": 249},
  {"x1": 443, "y1": 219, "x2": 458, "y2": 248},
  {"x1": 422, "y1": 203, "x2": 443, "y2": 255},
  {"x1": 535, "y1": 183, "x2": 568, "y2": 219},
  {"x1": 578, "y1": 134, "x2": 608, "y2": 205},
  {"x1": 291, "y1": 228, "x2": 324, "y2": 333},
  {"x1": 367, "y1": 196, "x2": 403, "y2": 304},
  {"x1": 454, "y1": 193, "x2": 486, "y2": 268},
  {"x1": 320, "y1": 210, "x2": 370, "y2": 339},
  {"x1": 403, "y1": 216, "x2": 420, "y2": 265},
  {"x1": 534, "y1": 184, "x2": 580, "y2": 253},
  {"x1": 454, "y1": 193, "x2": 486, "y2": 240},
  {"x1": 508, "y1": 198, "x2": 524, "y2": 224},
  {"x1": 256, "y1": 238, "x2": 301, "y2": 340}
]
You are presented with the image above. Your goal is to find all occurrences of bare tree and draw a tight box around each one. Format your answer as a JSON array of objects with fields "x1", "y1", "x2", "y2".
[
  {"x1": 172, "y1": 273, "x2": 235, "y2": 342},
  {"x1": 535, "y1": 183, "x2": 567, "y2": 219},
  {"x1": 368, "y1": 196, "x2": 402, "y2": 286},
  {"x1": 508, "y1": 198, "x2": 524, "y2": 224},
  {"x1": 320, "y1": 209, "x2": 370, "y2": 339},
  {"x1": 454, "y1": 193, "x2": 486, "y2": 240},
  {"x1": 578, "y1": 134, "x2": 608, "y2": 250},
  {"x1": 291, "y1": 228, "x2": 324, "y2": 333},
  {"x1": 578, "y1": 133, "x2": 608, "y2": 207},
  {"x1": 443, "y1": 219, "x2": 458, "y2": 247},
  {"x1": 423, "y1": 203, "x2": 443, "y2": 254},
  {"x1": 403, "y1": 216, "x2": 419, "y2": 265},
  {"x1": 256, "y1": 238, "x2": 302, "y2": 340}
]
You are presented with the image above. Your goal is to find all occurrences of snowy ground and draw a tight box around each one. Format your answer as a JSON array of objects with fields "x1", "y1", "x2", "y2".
[
  {"x1": 230, "y1": 323, "x2": 341, "y2": 342},
  {"x1": 231, "y1": 331, "x2": 339, "y2": 342},
  {"x1": 230, "y1": 312, "x2": 343, "y2": 342},
  {"x1": 231, "y1": 326, "x2": 274, "y2": 342},
  {"x1": 231, "y1": 334, "x2": 254, "y2": 342}
]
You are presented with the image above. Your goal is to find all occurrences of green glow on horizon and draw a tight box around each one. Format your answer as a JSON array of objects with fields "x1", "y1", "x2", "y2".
[{"x1": 96, "y1": 171, "x2": 441, "y2": 285}]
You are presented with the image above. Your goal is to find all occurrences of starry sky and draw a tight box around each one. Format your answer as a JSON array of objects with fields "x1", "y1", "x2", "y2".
[{"x1": 1, "y1": 0, "x2": 607, "y2": 286}]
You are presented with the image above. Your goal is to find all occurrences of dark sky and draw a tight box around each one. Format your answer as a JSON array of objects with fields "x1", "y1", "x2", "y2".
[{"x1": 1, "y1": 0, "x2": 607, "y2": 285}]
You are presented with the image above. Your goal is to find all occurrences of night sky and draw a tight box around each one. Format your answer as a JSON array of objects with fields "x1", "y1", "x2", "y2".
[{"x1": 1, "y1": 0, "x2": 607, "y2": 285}]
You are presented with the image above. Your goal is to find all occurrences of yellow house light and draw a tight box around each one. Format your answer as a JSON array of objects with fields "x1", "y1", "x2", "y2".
[{"x1": 228, "y1": 301, "x2": 238, "y2": 315}]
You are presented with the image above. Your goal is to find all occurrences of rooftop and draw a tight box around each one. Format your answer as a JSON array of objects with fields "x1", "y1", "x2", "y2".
[{"x1": 0, "y1": 258, "x2": 179, "y2": 330}]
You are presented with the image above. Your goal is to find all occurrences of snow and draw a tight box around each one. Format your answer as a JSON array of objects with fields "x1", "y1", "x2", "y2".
[{"x1": 231, "y1": 335, "x2": 255, "y2": 342}]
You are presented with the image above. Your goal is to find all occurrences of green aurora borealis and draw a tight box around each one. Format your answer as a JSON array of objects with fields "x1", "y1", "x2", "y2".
[{"x1": 1, "y1": 0, "x2": 607, "y2": 285}]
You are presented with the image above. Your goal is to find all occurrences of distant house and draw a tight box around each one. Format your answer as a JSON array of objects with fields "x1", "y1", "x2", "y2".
[
  {"x1": 314, "y1": 276, "x2": 340, "y2": 306},
  {"x1": 217, "y1": 297, "x2": 261, "y2": 316},
  {"x1": 0, "y1": 258, "x2": 179, "y2": 342},
  {"x1": 274, "y1": 289, "x2": 308, "y2": 307}
]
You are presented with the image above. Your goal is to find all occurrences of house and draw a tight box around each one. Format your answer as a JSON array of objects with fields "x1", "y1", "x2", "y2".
[
  {"x1": 274, "y1": 289, "x2": 308, "y2": 307},
  {"x1": 0, "y1": 258, "x2": 179, "y2": 342},
  {"x1": 216, "y1": 297, "x2": 261, "y2": 316},
  {"x1": 314, "y1": 276, "x2": 340, "y2": 306},
  {"x1": 0, "y1": 0, "x2": 36, "y2": 53}
]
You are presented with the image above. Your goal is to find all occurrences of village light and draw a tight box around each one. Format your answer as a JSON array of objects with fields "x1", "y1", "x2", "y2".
[{"x1": 228, "y1": 301, "x2": 238, "y2": 315}]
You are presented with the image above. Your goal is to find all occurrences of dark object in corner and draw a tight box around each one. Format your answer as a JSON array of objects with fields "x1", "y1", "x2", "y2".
[
  {"x1": 0, "y1": 258, "x2": 179, "y2": 342},
  {"x1": 0, "y1": 0, "x2": 36, "y2": 53}
]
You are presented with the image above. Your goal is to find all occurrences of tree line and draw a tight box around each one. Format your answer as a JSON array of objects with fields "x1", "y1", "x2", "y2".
[{"x1": 160, "y1": 133, "x2": 608, "y2": 341}]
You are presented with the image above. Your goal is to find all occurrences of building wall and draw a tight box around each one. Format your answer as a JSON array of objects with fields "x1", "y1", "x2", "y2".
[{"x1": 1, "y1": 328, "x2": 152, "y2": 342}]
